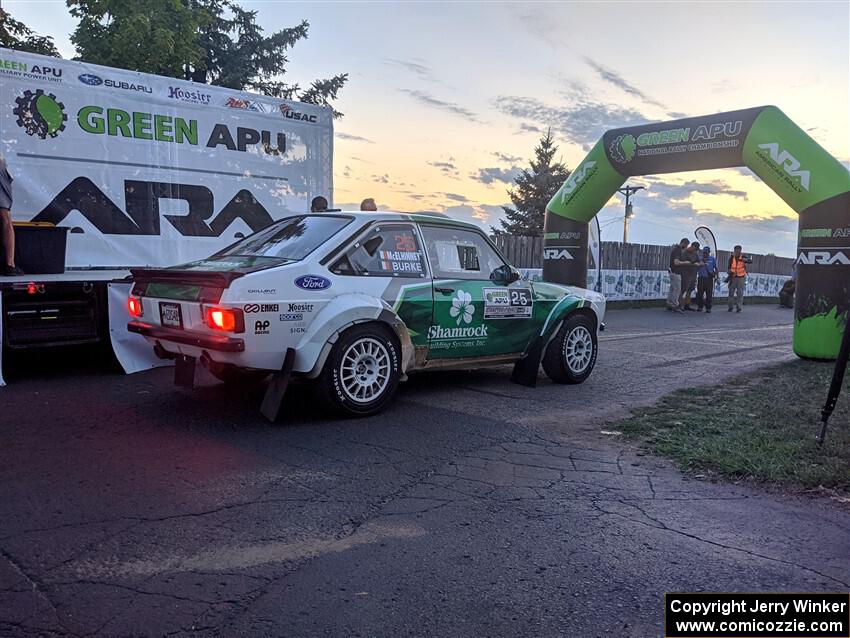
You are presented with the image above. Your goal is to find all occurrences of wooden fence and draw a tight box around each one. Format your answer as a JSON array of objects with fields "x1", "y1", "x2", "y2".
[{"x1": 491, "y1": 235, "x2": 795, "y2": 276}]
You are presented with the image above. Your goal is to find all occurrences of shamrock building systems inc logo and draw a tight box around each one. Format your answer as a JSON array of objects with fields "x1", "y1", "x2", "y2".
[
  {"x1": 449, "y1": 289, "x2": 475, "y2": 325},
  {"x1": 13, "y1": 89, "x2": 67, "y2": 139},
  {"x1": 609, "y1": 133, "x2": 636, "y2": 163}
]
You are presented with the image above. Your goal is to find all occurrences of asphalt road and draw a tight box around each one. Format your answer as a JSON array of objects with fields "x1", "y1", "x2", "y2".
[{"x1": 1, "y1": 305, "x2": 848, "y2": 637}]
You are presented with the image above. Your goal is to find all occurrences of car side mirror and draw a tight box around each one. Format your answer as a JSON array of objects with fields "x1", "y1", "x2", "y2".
[{"x1": 491, "y1": 265, "x2": 520, "y2": 285}]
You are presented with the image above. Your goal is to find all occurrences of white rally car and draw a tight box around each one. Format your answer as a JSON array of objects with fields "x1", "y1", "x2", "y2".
[{"x1": 128, "y1": 212, "x2": 605, "y2": 417}]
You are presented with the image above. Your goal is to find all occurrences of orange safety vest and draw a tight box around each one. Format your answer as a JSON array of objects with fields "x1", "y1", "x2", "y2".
[{"x1": 729, "y1": 255, "x2": 747, "y2": 277}]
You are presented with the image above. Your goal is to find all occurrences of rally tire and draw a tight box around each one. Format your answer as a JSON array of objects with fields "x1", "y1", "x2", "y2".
[
  {"x1": 542, "y1": 314, "x2": 597, "y2": 384},
  {"x1": 318, "y1": 324, "x2": 401, "y2": 417}
]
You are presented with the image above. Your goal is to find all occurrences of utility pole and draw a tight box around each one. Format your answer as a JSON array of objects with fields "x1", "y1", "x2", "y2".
[{"x1": 617, "y1": 185, "x2": 644, "y2": 243}]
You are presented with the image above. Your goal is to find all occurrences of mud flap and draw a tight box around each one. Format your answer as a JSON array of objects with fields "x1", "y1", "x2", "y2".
[
  {"x1": 511, "y1": 337, "x2": 545, "y2": 387},
  {"x1": 260, "y1": 347, "x2": 296, "y2": 422},
  {"x1": 174, "y1": 354, "x2": 196, "y2": 388}
]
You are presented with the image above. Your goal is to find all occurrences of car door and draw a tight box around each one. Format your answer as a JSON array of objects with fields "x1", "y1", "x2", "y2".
[
  {"x1": 328, "y1": 222, "x2": 433, "y2": 354},
  {"x1": 419, "y1": 224, "x2": 537, "y2": 360}
]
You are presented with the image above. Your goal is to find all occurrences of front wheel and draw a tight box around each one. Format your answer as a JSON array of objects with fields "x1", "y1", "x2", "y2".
[
  {"x1": 318, "y1": 324, "x2": 401, "y2": 417},
  {"x1": 542, "y1": 314, "x2": 598, "y2": 384}
]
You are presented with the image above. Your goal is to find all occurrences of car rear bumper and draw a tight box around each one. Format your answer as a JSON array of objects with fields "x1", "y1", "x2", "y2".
[{"x1": 127, "y1": 321, "x2": 245, "y2": 352}]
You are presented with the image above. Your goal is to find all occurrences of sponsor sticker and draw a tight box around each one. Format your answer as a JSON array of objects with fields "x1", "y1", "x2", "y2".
[
  {"x1": 294, "y1": 275, "x2": 332, "y2": 291},
  {"x1": 244, "y1": 303, "x2": 279, "y2": 313},
  {"x1": 254, "y1": 319, "x2": 270, "y2": 335},
  {"x1": 279, "y1": 313, "x2": 304, "y2": 322},
  {"x1": 287, "y1": 302, "x2": 314, "y2": 313},
  {"x1": 483, "y1": 288, "x2": 533, "y2": 319}
]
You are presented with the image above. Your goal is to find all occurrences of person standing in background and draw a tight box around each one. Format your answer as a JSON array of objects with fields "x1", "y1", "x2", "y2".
[
  {"x1": 360, "y1": 198, "x2": 377, "y2": 211},
  {"x1": 696, "y1": 246, "x2": 717, "y2": 312},
  {"x1": 0, "y1": 154, "x2": 23, "y2": 276},
  {"x1": 679, "y1": 241, "x2": 701, "y2": 311},
  {"x1": 310, "y1": 196, "x2": 329, "y2": 213},
  {"x1": 727, "y1": 244, "x2": 748, "y2": 312},
  {"x1": 667, "y1": 238, "x2": 690, "y2": 313}
]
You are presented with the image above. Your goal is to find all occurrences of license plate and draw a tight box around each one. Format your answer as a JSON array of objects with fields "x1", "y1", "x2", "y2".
[{"x1": 159, "y1": 302, "x2": 183, "y2": 329}]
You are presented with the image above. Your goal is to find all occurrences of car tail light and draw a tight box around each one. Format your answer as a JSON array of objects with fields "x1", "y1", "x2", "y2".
[
  {"x1": 203, "y1": 306, "x2": 244, "y2": 333},
  {"x1": 128, "y1": 296, "x2": 143, "y2": 317}
]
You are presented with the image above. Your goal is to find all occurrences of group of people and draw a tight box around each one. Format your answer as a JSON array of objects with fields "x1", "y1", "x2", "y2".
[
  {"x1": 667, "y1": 237, "x2": 749, "y2": 314},
  {"x1": 310, "y1": 196, "x2": 377, "y2": 213}
]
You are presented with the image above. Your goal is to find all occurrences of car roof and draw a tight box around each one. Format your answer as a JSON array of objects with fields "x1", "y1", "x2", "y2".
[{"x1": 327, "y1": 210, "x2": 482, "y2": 231}]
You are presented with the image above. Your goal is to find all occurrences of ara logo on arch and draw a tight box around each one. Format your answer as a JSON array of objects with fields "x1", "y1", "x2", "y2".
[
  {"x1": 559, "y1": 161, "x2": 597, "y2": 205},
  {"x1": 797, "y1": 251, "x2": 850, "y2": 265},
  {"x1": 757, "y1": 143, "x2": 811, "y2": 191}
]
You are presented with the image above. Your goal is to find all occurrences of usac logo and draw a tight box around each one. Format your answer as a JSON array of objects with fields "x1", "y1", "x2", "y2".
[{"x1": 254, "y1": 320, "x2": 270, "y2": 335}]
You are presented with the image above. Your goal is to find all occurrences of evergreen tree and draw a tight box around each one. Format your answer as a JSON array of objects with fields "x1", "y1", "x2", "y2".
[
  {"x1": 68, "y1": 0, "x2": 348, "y2": 116},
  {"x1": 0, "y1": 9, "x2": 60, "y2": 57},
  {"x1": 495, "y1": 130, "x2": 571, "y2": 236}
]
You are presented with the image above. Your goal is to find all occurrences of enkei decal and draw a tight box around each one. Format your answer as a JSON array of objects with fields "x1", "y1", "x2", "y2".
[
  {"x1": 294, "y1": 275, "x2": 332, "y2": 291},
  {"x1": 483, "y1": 288, "x2": 533, "y2": 319},
  {"x1": 244, "y1": 303, "x2": 279, "y2": 313},
  {"x1": 254, "y1": 320, "x2": 270, "y2": 335}
]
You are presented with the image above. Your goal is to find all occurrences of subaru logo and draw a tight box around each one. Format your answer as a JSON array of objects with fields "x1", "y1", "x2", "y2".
[
  {"x1": 78, "y1": 73, "x2": 103, "y2": 86},
  {"x1": 294, "y1": 275, "x2": 332, "y2": 291}
]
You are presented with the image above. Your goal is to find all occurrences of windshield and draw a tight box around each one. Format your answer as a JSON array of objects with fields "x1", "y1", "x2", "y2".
[{"x1": 214, "y1": 215, "x2": 353, "y2": 262}]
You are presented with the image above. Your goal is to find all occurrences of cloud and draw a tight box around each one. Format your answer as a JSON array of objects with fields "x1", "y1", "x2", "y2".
[
  {"x1": 336, "y1": 131, "x2": 374, "y2": 144},
  {"x1": 474, "y1": 166, "x2": 522, "y2": 185},
  {"x1": 517, "y1": 122, "x2": 544, "y2": 135},
  {"x1": 583, "y1": 56, "x2": 668, "y2": 112},
  {"x1": 384, "y1": 58, "x2": 436, "y2": 81},
  {"x1": 495, "y1": 95, "x2": 648, "y2": 149},
  {"x1": 428, "y1": 159, "x2": 459, "y2": 177},
  {"x1": 342, "y1": 165, "x2": 352, "y2": 178},
  {"x1": 371, "y1": 173, "x2": 390, "y2": 184},
  {"x1": 477, "y1": 204, "x2": 509, "y2": 224},
  {"x1": 443, "y1": 192, "x2": 469, "y2": 202},
  {"x1": 400, "y1": 89, "x2": 480, "y2": 122},
  {"x1": 492, "y1": 151, "x2": 523, "y2": 164},
  {"x1": 645, "y1": 179, "x2": 749, "y2": 201}
]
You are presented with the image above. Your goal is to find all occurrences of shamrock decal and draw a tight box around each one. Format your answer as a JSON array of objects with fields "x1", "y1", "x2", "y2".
[{"x1": 450, "y1": 289, "x2": 475, "y2": 325}]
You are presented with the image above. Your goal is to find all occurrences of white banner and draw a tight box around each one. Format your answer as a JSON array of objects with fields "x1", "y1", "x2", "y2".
[
  {"x1": 0, "y1": 48, "x2": 333, "y2": 268},
  {"x1": 518, "y1": 269, "x2": 791, "y2": 301}
]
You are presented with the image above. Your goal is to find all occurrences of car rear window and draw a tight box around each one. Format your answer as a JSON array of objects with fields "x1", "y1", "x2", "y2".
[{"x1": 214, "y1": 215, "x2": 353, "y2": 262}]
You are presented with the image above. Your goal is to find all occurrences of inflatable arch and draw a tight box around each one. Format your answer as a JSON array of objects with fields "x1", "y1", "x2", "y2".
[{"x1": 543, "y1": 106, "x2": 850, "y2": 360}]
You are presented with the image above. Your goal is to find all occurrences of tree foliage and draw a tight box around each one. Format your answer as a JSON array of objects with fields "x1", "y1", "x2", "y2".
[
  {"x1": 68, "y1": 0, "x2": 348, "y2": 116},
  {"x1": 0, "y1": 9, "x2": 60, "y2": 57},
  {"x1": 496, "y1": 130, "x2": 571, "y2": 236}
]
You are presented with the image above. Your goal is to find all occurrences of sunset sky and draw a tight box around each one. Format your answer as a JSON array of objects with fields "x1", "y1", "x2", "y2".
[{"x1": 8, "y1": 0, "x2": 850, "y2": 257}]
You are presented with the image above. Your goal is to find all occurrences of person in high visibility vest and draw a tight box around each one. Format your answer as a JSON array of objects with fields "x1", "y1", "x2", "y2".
[{"x1": 727, "y1": 244, "x2": 749, "y2": 312}]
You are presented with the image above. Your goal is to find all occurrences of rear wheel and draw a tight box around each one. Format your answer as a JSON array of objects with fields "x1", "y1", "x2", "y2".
[
  {"x1": 542, "y1": 314, "x2": 597, "y2": 384},
  {"x1": 318, "y1": 324, "x2": 401, "y2": 417}
]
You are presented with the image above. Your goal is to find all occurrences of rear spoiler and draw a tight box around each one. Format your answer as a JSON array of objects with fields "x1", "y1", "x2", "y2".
[{"x1": 129, "y1": 268, "x2": 245, "y2": 289}]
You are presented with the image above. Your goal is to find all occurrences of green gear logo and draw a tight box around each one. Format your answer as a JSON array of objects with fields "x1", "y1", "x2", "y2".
[
  {"x1": 609, "y1": 133, "x2": 636, "y2": 163},
  {"x1": 13, "y1": 89, "x2": 67, "y2": 139}
]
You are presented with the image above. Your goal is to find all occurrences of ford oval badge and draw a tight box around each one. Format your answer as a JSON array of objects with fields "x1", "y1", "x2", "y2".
[{"x1": 294, "y1": 275, "x2": 331, "y2": 291}]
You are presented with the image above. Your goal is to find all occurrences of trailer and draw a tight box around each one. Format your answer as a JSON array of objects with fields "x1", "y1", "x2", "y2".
[{"x1": 0, "y1": 48, "x2": 333, "y2": 385}]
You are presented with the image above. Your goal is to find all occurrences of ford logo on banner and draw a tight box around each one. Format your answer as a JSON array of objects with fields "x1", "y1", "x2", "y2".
[
  {"x1": 78, "y1": 73, "x2": 103, "y2": 86},
  {"x1": 294, "y1": 275, "x2": 331, "y2": 291}
]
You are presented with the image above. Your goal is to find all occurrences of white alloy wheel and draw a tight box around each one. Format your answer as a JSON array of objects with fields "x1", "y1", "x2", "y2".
[
  {"x1": 565, "y1": 325, "x2": 594, "y2": 374},
  {"x1": 339, "y1": 337, "x2": 392, "y2": 404}
]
